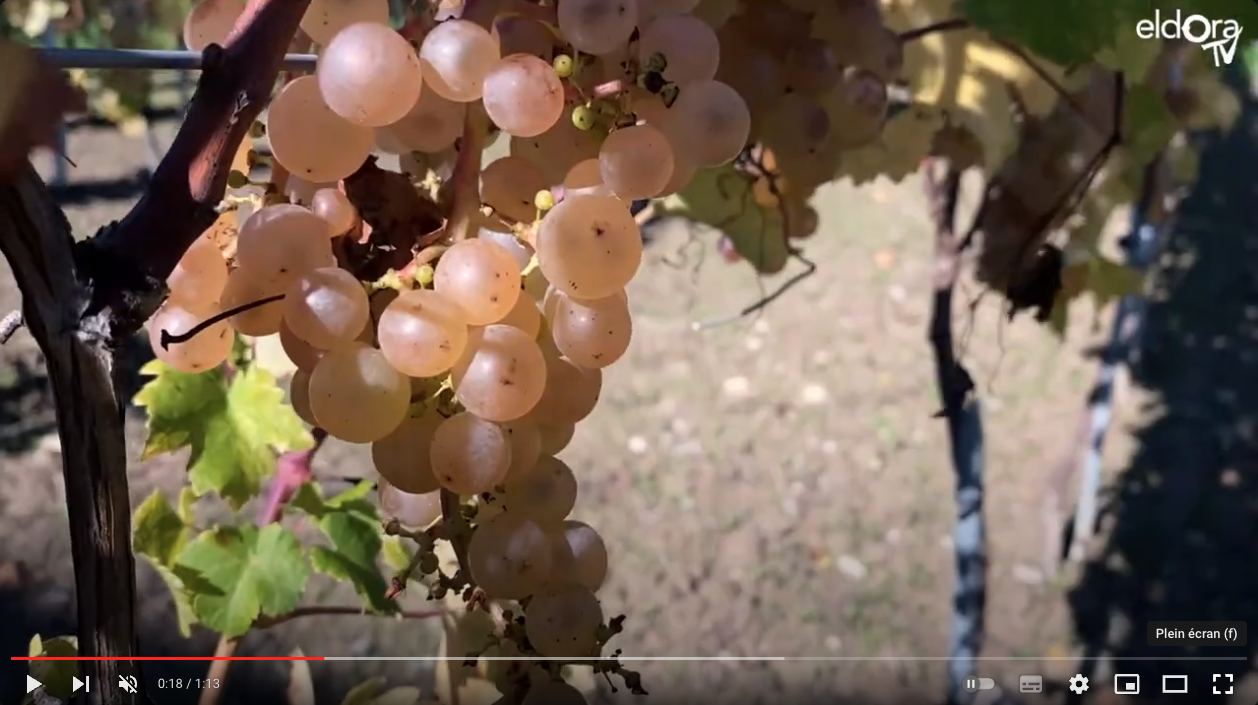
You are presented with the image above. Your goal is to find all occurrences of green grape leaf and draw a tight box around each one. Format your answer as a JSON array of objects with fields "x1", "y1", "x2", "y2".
[
  {"x1": 27, "y1": 636, "x2": 79, "y2": 700},
  {"x1": 958, "y1": 0, "x2": 1127, "y2": 66},
  {"x1": 133, "y1": 360, "x2": 312, "y2": 509},
  {"x1": 132, "y1": 491, "x2": 199, "y2": 636},
  {"x1": 1122, "y1": 85, "x2": 1177, "y2": 167},
  {"x1": 1047, "y1": 293, "x2": 1071, "y2": 339},
  {"x1": 291, "y1": 482, "x2": 397, "y2": 614},
  {"x1": 1096, "y1": 29, "x2": 1162, "y2": 79},
  {"x1": 655, "y1": 165, "x2": 789, "y2": 274},
  {"x1": 172, "y1": 524, "x2": 309, "y2": 637},
  {"x1": 381, "y1": 536, "x2": 414, "y2": 572}
]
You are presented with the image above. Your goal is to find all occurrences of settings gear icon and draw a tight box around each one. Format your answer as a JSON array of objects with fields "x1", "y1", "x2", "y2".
[{"x1": 1069, "y1": 674, "x2": 1089, "y2": 694}]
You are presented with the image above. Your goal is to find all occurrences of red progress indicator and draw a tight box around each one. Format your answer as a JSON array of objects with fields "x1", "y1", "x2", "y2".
[{"x1": 14, "y1": 656, "x2": 324, "y2": 661}]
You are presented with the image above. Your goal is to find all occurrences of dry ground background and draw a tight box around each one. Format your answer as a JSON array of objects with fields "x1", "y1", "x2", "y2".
[{"x1": 1, "y1": 70, "x2": 1257, "y2": 705}]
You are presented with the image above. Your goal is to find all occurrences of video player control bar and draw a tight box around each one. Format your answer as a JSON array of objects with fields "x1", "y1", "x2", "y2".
[{"x1": 1147, "y1": 621, "x2": 1246, "y2": 646}]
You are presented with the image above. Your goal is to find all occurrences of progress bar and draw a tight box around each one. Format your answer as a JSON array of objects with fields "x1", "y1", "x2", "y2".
[{"x1": 15, "y1": 656, "x2": 1250, "y2": 662}]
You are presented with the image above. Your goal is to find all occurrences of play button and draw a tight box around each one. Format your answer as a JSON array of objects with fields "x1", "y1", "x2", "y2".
[
  {"x1": 73, "y1": 676, "x2": 85, "y2": 693},
  {"x1": 26, "y1": 675, "x2": 41, "y2": 694}
]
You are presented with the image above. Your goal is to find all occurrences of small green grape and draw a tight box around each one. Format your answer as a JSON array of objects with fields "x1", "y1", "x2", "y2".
[
  {"x1": 414, "y1": 263, "x2": 435, "y2": 286},
  {"x1": 535, "y1": 189, "x2": 556, "y2": 211},
  {"x1": 553, "y1": 53, "x2": 574, "y2": 78},
  {"x1": 418, "y1": 552, "x2": 440, "y2": 575},
  {"x1": 571, "y1": 104, "x2": 597, "y2": 130}
]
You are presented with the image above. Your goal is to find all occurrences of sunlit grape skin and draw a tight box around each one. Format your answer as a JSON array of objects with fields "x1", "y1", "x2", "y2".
[
  {"x1": 452, "y1": 324, "x2": 548, "y2": 422},
  {"x1": 281, "y1": 267, "x2": 370, "y2": 350},
  {"x1": 548, "y1": 289, "x2": 633, "y2": 369},
  {"x1": 308, "y1": 342, "x2": 411, "y2": 443},
  {"x1": 300, "y1": 0, "x2": 389, "y2": 45},
  {"x1": 429, "y1": 411, "x2": 513, "y2": 495},
  {"x1": 148, "y1": 303, "x2": 234, "y2": 374},
  {"x1": 267, "y1": 76, "x2": 375, "y2": 183},
  {"x1": 167, "y1": 236, "x2": 228, "y2": 307},
  {"x1": 637, "y1": 13, "x2": 721, "y2": 85},
  {"x1": 219, "y1": 268, "x2": 284, "y2": 337},
  {"x1": 535, "y1": 194, "x2": 643, "y2": 300},
  {"x1": 183, "y1": 0, "x2": 244, "y2": 52},
  {"x1": 419, "y1": 19, "x2": 501, "y2": 102},
  {"x1": 317, "y1": 22, "x2": 424, "y2": 127},
  {"x1": 480, "y1": 156, "x2": 549, "y2": 223},
  {"x1": 433, "y1": 239, "x2": 522, "y2": 325},
  {"x1": 311, "y1": 188, "x2": 357, "y2": 236},
  {"x1": 376, "y1": 289, "x2": 470, "y2": 378},
  {"x1": 598, "y1": 123, "x2": 675, "y2": 200},
  {"x1": 482, "y1": 54, "x2": 565, "y2": 138}
]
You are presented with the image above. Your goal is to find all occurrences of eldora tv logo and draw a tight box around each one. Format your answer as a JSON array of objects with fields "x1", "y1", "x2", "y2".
[{"x1": 1136, "y1": 10, "x2": 1243, "y2": 67}]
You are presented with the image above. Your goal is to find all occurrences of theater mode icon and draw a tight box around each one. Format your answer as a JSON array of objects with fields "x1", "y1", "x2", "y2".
[{"x1": 1162, "y1": 675, "x2": 1188, "y2": 694}]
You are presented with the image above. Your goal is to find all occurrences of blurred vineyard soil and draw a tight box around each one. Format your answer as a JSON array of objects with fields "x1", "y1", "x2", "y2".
[{"x1": 2, "y1": 82, "x2": 1254, "y2": 705}]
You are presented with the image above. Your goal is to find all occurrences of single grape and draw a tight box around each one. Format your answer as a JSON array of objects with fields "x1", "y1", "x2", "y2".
[
  {"x1": 548, "y1": 520, "x2": 609, "y2": 592},
  {"x1": 308, "y1": 342, "x2": 411, "y2": 443},
  {"x1": 548, "y1": 289, "x2": 632, "y2": 369},
  {"x1": 289, "y1": 367, "x2": 318, "y2": 426},
  {"x1": 556, "y1": 0, "x2": 638, "y2": 55},
  {"x1": 524, "y1": 583, "x2": 603, "y2": 657},
  {"x1": 148, "y1": 302, "x2": 234, "y2": 373},
  {"x1": 478, "y1": 227, "x2": 535, "y2": 271},
  {"x1": 280, "y1": 320, "x2": 325, "y2": 371},
  {"x1": 183, "y1": 0, "x2": 244, "y2": 52},
  {"x1": 531, "y1": 354, "x2": 601, "y2": 424},
  {"x1": 553, "y1": 54, "x2": 574, "y2": 78},
  {"x1": 535, "y1": 190, "x2": 556, "y2": 211},
  {"x1": 378, "y1": 479, "x2": 442, "y2": 528},
  {"x1": 536, "y1": 421, "x2": 575, "y2": 455},
  {"x1": 482, "y1": 54, "x2": 565, "y2": 137},
  {"x1": 311, "y1": 188, "x2": 357, "y2": 237},
  {"x1": 318, "y1": 22, "x2": 423, "y2": 127},
  {"x1": 429, "y1": 411, "x2": 512, "y2": 494},
  {"x1": 571, "y1": 105, "x2": 597, "y2": 131},
  {"x1": 300, "y1": 0, "x2": 389, "y2": 45},
  {"x1": 502, "y1": 455, "x2": 576, "y2": 524},
  {"x1": 220, "y1": 268, "x2": 285, "y2": 337},
  {"x1": 466, "y1": 512, "x2": 552, "y2": 599},
  {"x1": 825, "y1": 67, "x2": 887, "y2": 150},
  {"x1": 235, "y1": 204, "x2": 337, "y2": 289},
  {"x1": 664, "y1": 79, "x2": 750, "y2": 167},
  {"x1": 376, "y1": 288, "x2": 470, "y2": 377},
  {"x1": 494, "y1": 292, "x2": 541, "y2": 338},
  {"x1": 267, "y1": 76, "x2": 374, "y2": 183},
  {"x1": 480, "y1": 156, "x2": 549, "y2": 223},
  {"x1": 283, "y1": 176, "x2": 334, "y2": 206},
  {"x1": 419, "y1": 19, "x2": 501, "y2": 102},
  {"x1": 451, "y1": 324, "x2": 547, "y2": 421},
  {"x1": 433, "y1": 239, "x2": 522, "y2": 325},
  {"x1": 598, "y1": 123, "x2": 675, "y2": 199},
  {"x1": 521, "y1": 681, "x2": 588, "y2": 705},
  {"x1": 637, "y1": 13, "x2": 720, "y2": 85},
  {"x1": 167, "y1": 236, "x2": 228, "y2": 307},
  {"x1": 372, "y1": 410, "x2": 444, "y2": 494},
  {"x1": 415, "y1": 264, "x2": 436, "y2": 286},
  {"x1": 562, "y1": 158, "x2": 612, "y2": 198},
  {"x1": 281, "y1": 267, "x2": 370, "y2": 350},
  {"x1": 499, "y1": 417, "x2": 542, "y2": 479},
  {"x1": 383, "y1": 87, "x2": 468, "y2": 153},
  {"x1": 535, "y1": 194, "x2": 642, "y2": 300}
]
